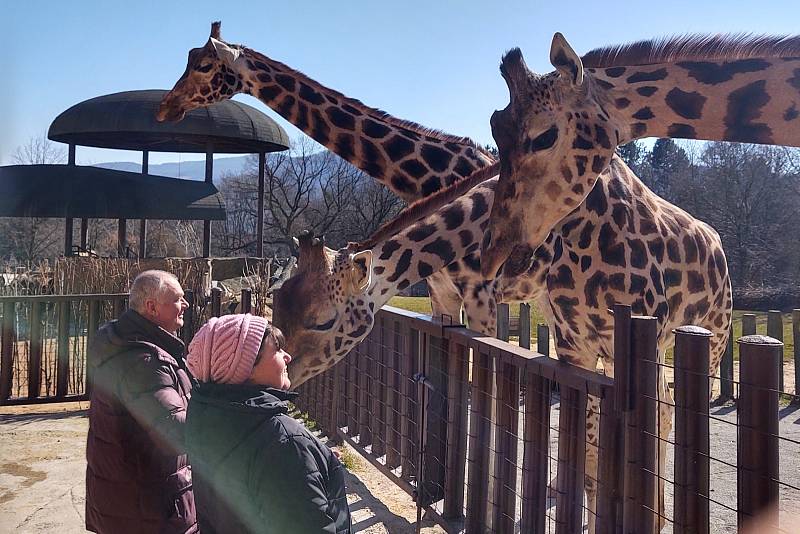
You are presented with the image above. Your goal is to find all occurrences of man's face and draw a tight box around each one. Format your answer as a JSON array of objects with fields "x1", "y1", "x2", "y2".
[{"x1": 146, "y1": 279, "x2": 189, "y2": 333}]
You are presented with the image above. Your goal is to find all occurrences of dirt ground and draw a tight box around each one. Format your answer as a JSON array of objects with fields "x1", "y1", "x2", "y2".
[{"x1": 0, "y1": 401, "x2": 444, "y2": 534}]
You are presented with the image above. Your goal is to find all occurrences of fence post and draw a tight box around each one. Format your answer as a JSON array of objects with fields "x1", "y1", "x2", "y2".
[
  {"x1": 766, "y1": 311, "x2": 784, "y2": 392},
  {"x1": 1, "y1": 300, "x2": 15, "y2": 401},
  {"x1": 211, "y1": 287, "x2": 221, "y2": 317},
  {"x1": 555, "y1": 385, "x2": 588, "y2": 534},
  {"x1": 28, "y1": 301, "x2": 43, "y2": 399},
  {"x1": 737, "y1": 335, "x2": 781, "y2": 530},
  {"x1": 492, "y1": 359, "x2": 520, "y2": 533},
  {"x1": 519, "y1": 303, "x2": 531, "y2": 349},
  {"x1": 443, "y1": 337, "x2": 469, "y2": 521},
  {"x1": 741, "y1": 313, "x2": 757, "y2": 336},
  {"x1": 241, "y1": 288, "x2": 252, "y2": 314},
  {"x1": 521, "y1": 370, "x2": 551, "y2": 534},
  {"x1": 717, "y1": 325, "x2": 735, "y2": 402},
  {"x1": 497, "y1": 303, "x2": 510, "y2": 341},
  {"x1": 537, "y1": 324, "x2": 550, "y2": 356},
  {"x1": 465, "y1": 349, "x2": 492, "y2": 531},
  {"x1": 632, "y1": 315, "x2": 659, "y2": 534},
  {"x1": 673, "y1": 326, "x2": 711, "y2": 534},
  {"x1": 56, "y1": 299, "x2": 71, "y2": 398},
  {"x1": 181, "y1": 290, "x2": 195, "y2": 345},
  {"x1": 86, "y1": 300, "x2": 100, "y2": 395},
  {"x1": 794, "y1": 310, "x2": 800, "y2": 401}
]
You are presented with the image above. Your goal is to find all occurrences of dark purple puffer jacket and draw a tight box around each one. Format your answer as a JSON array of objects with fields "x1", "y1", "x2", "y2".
[{"x1": 86, "y1": 309, "x2": 198, "y2": 534}]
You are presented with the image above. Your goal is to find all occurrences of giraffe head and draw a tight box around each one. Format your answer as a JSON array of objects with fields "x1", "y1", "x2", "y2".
[
  {"x1": 271, "y1": 231, "x2": 375, "y2": 385},
  {"x1": 156, "y1": 22, "x2": 246, "y2": 122},
  {"x1": 481, "y1": 33, "x2": 620, "y2": 278}
]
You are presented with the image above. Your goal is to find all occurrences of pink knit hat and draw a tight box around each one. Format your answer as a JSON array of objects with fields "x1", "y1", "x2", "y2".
[{"x1": 187, "y1": 314, "x2": 269, "y2": 384}]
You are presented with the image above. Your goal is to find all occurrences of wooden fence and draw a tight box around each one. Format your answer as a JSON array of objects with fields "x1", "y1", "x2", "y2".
[
  {"x1": 0, "y1": 287, "x2": 256, "y2": 405},
  {"x1": 295, "y1": 304, "x2": 798, "y2": 533}
]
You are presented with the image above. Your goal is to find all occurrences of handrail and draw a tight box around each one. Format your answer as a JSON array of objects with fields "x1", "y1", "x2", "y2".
[{"x1": 0, "y1": 293, "x2": 130, "y2": 303}]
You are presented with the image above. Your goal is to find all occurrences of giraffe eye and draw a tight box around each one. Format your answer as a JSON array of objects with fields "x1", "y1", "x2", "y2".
[
  {"x1": 309, "y1": 315, "x2": 338, "y2": 331},
  {"x1": 196, "y1": 64, "x2": 213, "y2": 73},
  {"x1": 525, "y1": 125, "x2": 559, "y2": 152}
]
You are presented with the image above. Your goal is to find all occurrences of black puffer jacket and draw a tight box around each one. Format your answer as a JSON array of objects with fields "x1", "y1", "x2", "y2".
[
  {"x1": 186, "y1": 382, "x2": 351, "y2": 534},
  {"x1": 86, "y1": 309, "x2": 197, "y2": 534}
]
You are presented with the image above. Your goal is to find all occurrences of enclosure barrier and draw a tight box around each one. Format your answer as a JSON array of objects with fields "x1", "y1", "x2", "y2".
[{"x1": 295, "y1": 304, "x2": 800, "y2": 533}]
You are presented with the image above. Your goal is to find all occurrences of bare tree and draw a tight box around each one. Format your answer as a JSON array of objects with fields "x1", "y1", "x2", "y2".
[{"x1": 0, "y1": 135, "x2": 67, "y2": 262}]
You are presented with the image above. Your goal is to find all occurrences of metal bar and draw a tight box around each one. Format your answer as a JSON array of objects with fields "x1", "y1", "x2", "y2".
[
  {"x1": 443, "y1": 338, "x2": 468, "y2": 521},
  {"x1": 737, "y1": 335, "x2": 781, "y2": 530},
  {"x1": 419, "y1": 331, "x2": 448, "y2": 506},
  {"x1": 56, "y1": 299, "x2": 70, "y2": 397},
  {"x1": 519, "y1": 303, "x2": 531, "y2": 349},
  {"x1": 257, "y1": 152, "x2": 265, "y2": 257},
  {"x1": 521, "y1": 372, "x2": 551, "y2": 534},
  {"x1": 1, "y1": 300, "x2": 15, "y2": 400},
  {"x1": 766, "y1": 310, "x2": 784, "y2": 392},
  {"x1": 492, "y1": 359, "x2": 520, "y2": 533},
  {"x1": 632, "y1": 315, "x2": 659, "y2": 534},
  {"x1": 555, "y1": 385, "x2": 588, "y2": 534},
  {"x1": 674, "y1": 326, "x2": 711, "y2": 534},
  {"x1": 28, "y1": 302, "x2": 43, "y2": 399},
  {"x1": 465, "y1": 349, "x2": 492, "y2": 532}
]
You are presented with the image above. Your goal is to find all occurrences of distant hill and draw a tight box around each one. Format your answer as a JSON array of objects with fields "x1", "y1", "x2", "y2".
[{"x1": 96, "y1": 155, "x2": 251, "y2": 181}]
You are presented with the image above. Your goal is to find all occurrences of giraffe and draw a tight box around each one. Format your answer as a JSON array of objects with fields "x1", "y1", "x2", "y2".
[
  {"x1": 482, "y1": 32, "x2": 800, "y2": 278},
  {"x1": 159, "y1": 24, "x2": 733, "y2": 529},
  {"x1": 272, "y1": 151, "x2": 730, "y2": 531},
  {"x1": 481, "y1": 33, "x2": 800, "y2": 528},
  {"x1": 156, "y1": 21, "x2": 496, "y2": 327}
]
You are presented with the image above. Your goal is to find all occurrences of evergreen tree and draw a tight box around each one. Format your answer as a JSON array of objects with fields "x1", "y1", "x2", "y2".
[{"x1": 646, "y1": 139, "x2": 689, "y2": 199}]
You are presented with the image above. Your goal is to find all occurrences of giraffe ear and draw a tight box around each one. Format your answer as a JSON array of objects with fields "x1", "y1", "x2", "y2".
[
  {"x1": 209, "y1": 37, "x2": 241, "y2": 65},
  {"x1": 348, "y1": 250, "x2": 373, "y2": 294},
  {"x1": 550, "y1": 33, "x2": 583, "y2": 86}
]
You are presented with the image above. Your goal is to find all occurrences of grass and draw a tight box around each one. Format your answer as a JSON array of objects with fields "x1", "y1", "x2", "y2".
[{"x1": 386, "y1": 297, "x2": 798, "y2": 361}]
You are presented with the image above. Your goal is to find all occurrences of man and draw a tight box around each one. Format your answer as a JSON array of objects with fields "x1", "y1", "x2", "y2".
[{"x1": 86, "y1": 270, "x2": 198, "y2": 534}]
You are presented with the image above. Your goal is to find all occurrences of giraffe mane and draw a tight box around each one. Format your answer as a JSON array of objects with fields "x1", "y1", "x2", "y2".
[
  {"x1": 582, "y1": 33, "x2": 800, "y2": 68},
  {"x1": 350, "y1": 161, "x2": 500, "y2": 252},
  {"x1": 240, "y1": 47, "x2": 494, "y2": 159}
]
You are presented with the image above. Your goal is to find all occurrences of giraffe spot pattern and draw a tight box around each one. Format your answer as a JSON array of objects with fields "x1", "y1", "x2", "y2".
[
  {"x1": 667, "y1": 123, "x2": 698, "y2": 138},
  {"x1": 421, "y1": 144, "x2": 453, "y2": 172},
  {"x1": 363, "y1": 119, "x2": 391, "y2": 139},
  {"x1": 626, "y1": 68, "x2": 668, "y2": 84},
  {"x1": 636, "y1": 86, "x2": 659, "y2": 97},
  {"x1": 383, "y1": 135, "x2": 415, "y2": 161},
  {"x1": 326, "y1": 107, "x2": 356, "y2": 131},
  {"x1": 724, "y1": 80, "x2": 774, "y2": 143},
  {"x1": 677, "y1": 58, "x2": 770, "y2": 84},
  {"x1": 665, "y1": 88, "x2": 707, "y2": 120}
]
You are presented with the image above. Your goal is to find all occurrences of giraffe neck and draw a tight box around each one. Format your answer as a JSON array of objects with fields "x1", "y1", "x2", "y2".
[
  {"x1": 235, "y1": 47, "x2": 494, "y2": 201},
  {"x1": 363, "y1": 179, "x2": 494, "y2": 308},
  {"x1": 592, "y1": 58, "x2": 800, "y2": 146}
]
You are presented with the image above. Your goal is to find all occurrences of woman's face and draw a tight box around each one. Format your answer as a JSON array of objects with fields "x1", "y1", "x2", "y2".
[{"x1": 249, "y1": 336, "x2": 292, "y2": 390}]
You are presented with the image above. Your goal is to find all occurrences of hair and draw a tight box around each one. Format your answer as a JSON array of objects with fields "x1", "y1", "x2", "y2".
[
  {"x1": 255, "y1": 323, "x2": 286, "y2": 364},
  {"x1": 129, "y1": 270, "x2": 180, "y2": 312},
  {"x1": 581, "y1": 34, "x2": 800, "y2": 68}
]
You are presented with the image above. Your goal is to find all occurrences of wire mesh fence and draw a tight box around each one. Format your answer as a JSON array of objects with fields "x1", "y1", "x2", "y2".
[{"x1": 295, "y1": 304, "x2": 800, "y2": 533}]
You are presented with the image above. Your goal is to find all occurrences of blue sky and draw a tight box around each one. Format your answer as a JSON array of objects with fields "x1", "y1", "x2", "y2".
[{"x1": 4, "y1": 0, "x2": 799, "y2": 166}]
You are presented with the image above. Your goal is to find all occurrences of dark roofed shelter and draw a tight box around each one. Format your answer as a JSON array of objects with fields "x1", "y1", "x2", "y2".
[{"x1": 39, "y1": 89, "x2": 289, "y2": 258}]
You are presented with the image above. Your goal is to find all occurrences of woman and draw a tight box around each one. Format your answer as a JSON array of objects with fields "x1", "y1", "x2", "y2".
[{"x1": 185, "y1": 314, "x2": 351, "y2": 534}]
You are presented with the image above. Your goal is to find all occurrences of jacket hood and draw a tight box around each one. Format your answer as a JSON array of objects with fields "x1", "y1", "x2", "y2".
[{"x1": 92, "y1": 309, "x2": 186, "y2": 367}]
